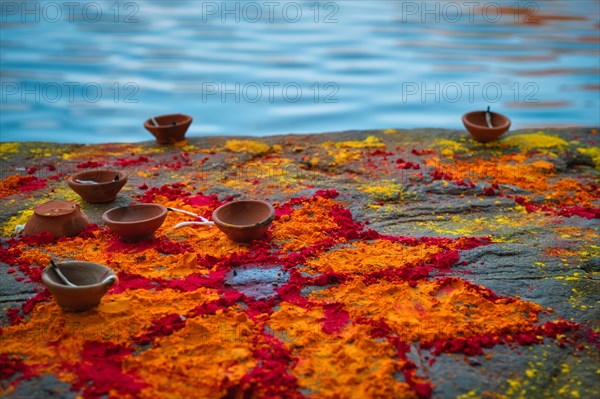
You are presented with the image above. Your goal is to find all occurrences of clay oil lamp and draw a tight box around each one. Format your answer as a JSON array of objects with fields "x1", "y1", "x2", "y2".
[
  {"x1": 67, "y1": 170, "x2": 127, "y2": 203},
  {"x1": 42, "y1": 260, "x2": 118, "y2": 312},
  {"x1": 24, "y1": 200, "x2": 90, "y2": 238},
  {"x1": 102, "y1": 203, "x2": 168, "y2": 242},
  {"x1": 462, "y1": 107, "x2": 511, "y2": 143},
  {"x1": 212, "y1": 200, "x2": 275, "y2": 243},
  {"x1": 144, "y1": 113, "x2": 193, "y2": 145}
]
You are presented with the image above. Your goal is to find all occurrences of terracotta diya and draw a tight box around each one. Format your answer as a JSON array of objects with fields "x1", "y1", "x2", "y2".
[
  {"x1": 42, "y1": 261, "x2": 118, "y2": 312},
  {"x1": 212, "y1": 200, "x2": 275, "y2": 243},
  {"x1": 24, "y1": 200, "x2": 90, "y2": 238},
  {"x1": 144, "y1": 113, "x2": 192, "y2": 145},
  {"x1": 67, "y1": 169, "x2": 127, "y2": 203},
  {"x1": 102, "y1": 203, "x2": 167, "y2": 242},
  {"x1": 462, "y1": 107, "x2": 511, "y2": 143}
]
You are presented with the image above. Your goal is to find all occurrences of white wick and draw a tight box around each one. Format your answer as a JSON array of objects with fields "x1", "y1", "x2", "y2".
[
  {"x1": 168, "y1": 207, "x2": 213, "y2": 224},
  {"x1": 173, "y1": 221, "x2": 214, "y2": 229},
  {"x1": 149, "y1": 114, "x2": 159, "y2": 127}
]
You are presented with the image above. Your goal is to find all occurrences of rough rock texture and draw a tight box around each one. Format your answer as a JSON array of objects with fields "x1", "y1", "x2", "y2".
[{"x1": 0, "y1": 127, "x2": 599, "y2": 399}]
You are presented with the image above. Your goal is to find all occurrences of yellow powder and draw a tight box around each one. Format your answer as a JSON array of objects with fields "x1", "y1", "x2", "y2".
[
  {"x1": 330, "y1": 148, "x2": 361, "y2": 165},
  {"x1": 333, "y1": 135, "x2": 385, "y2": 149},
  {"x1": 3, "y1": 209, "x2": 34, "y2": 236},
  {"x1": 359, "y1": 181, "x2": 404, "y2": 201},
  {"x1": 0, "y1": 142, "x2": 21, "y2": 157},
  {"x1": 224, "y1": 140, "x2": 270, "y2": 154},
  {"x1": 577, "y1": 147, "x2": 600, "y2": 170},
  {"x1": 500, "y1": 132, "x2": 568, "y2": 152},
  {"x1": 434, "y1": 139, "x2": 470, "y2": 157}
]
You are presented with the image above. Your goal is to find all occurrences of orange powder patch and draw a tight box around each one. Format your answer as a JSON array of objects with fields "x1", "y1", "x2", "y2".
[
  {"x1": 428, "y1": 153, "x2": 597, "y2": 207},
  {"x1": 268, "y1": 303, "x2": 417, "y2": 399},
  {"x1": 311, "y1": 278, "x2": 542, "y2": 342},
  {"x1": 125, "y1": 309, "x2": 256, "y2": 399},
  {"x1": 429, "y1": 155, "x2": 554, "y2": 192},
  {"x1": 1, "y1": 287, "x2": 219, "y2": 378},
  {"x1": 272, "y1": 197, "x2": 341, "y2": 252},
  {"x1": 304, "y1": 240, "x2": 442, "y2": 275}
]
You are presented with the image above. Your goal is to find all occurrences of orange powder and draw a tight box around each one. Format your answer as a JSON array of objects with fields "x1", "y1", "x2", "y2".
[
  {"x1": 310, "y1": 277, "x2": 542, "y2": 342},
  {"x1": 1, "y1": 287, "x2": 219, "y2": 378},
  {"x1": 272, "y1": 197, "x2": 341, "y2": 252},
  {"x1": 268, "y1": 303, "x2": 418, "y2": 399},
  {"x1": 124, "y1": 309, "x2": 256, "y2": 399},
  {"x1": 428, "y1": 154, "x2": 597, "y2": 207},
  {"x1": 304, "y1": 240, "x2": 442, "y2": 275}
]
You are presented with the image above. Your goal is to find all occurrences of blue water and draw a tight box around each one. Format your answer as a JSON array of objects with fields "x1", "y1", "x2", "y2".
[{"x1": 1, "y1": 0, "x2": 599, "y2": 143}]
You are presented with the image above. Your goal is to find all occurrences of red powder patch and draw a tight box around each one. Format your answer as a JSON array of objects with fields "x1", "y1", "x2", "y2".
[
  {"x1": 66, "y1": 341, "x2": 147, "y2": 398},
  {"x1": 319, "y1": 302, "x2": 350, "y2": 334}
]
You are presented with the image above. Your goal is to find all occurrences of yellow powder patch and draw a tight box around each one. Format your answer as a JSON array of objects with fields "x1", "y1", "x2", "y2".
[
  {"x1": 272, "y1": 197, "x2": 341, "y2": 252},
  {"x1": 417, "y1": 216, "x2": 479, "y2": 236},
  {"x1": 0, "y1": 287, "x2": 219, "y2": 377},
  {"x1": 224, "y1": 139, "x2": 270, "y2": 154},
  {"x1": 305, "y1": 240, "x2": 442, "y2": 275},
  {"x1": 0, "y1": 142, "x2": 21, "y2": 157},
  {"x1": 359, "y1": 181, "x2": 404, "y2": 201},
  {"x1": 268, "y1": 303, "x2": 418, "y2": 399},
  {"x1": 416, "y1": 213, "x2": 533, "y2": 237},
  {"x1": 577, "y1": 147, "x2": 600, "y2": 170},
  {"x1": 311, "y1": 277, "x2": 542, "y2": 342},
  {"x1": 500, "y1": 132, "x2": 568, "y2": 152},
  {"x1": 383, "y1": 129, "x2": 398, "y2": 134},
  {"x1": 3, "y1": 209, "x2": 34, "y2": 236},
  {"x1": 330, "y1": 148, "x2": 361, "y2": 165},
  {"x1": 332, "y1": 135, "x2": 385, "y2": 149},
  {"x1": 28, "y1": 147, "x2": 54, "y2": 158},
  {"x1": 125, "y1": 309, "x2": 256, "y2": 399},
  {"x1": 434, "y1": 139, "x2": 470, "y2": 158}
]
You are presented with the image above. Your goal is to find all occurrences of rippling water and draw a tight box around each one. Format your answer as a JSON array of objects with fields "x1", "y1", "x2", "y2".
[{"x1": 1, "y1": 0, "x2": 599, "y2": 143}]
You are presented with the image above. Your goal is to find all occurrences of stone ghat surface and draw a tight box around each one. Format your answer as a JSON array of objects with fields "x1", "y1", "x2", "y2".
[{"x1": 0, "y1": 127, "x2": 599, "y2": 399}]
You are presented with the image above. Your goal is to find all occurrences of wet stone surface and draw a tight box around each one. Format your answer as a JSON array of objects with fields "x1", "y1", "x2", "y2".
[{"x1": 225, "y1": 264, "x2": 289, "y2": 301}]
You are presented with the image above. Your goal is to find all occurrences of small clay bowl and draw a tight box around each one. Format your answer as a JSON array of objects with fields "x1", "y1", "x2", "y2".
[
  {"x1": 102, "y1": 203, "x2": 167, "y2": 242},
  {"x1": 462, "y1": 111, "x2": 511, "y2": 143},
  {"x1": 67, "y1": 170, "x2": 127, "y2": 203},
  {"x1": 24, "y1": 200, "x2": 90, "y2": 238},
  {"x1": 144, "y1": 114, "x2": 193, "y2": 145},
  {"x1": 42, "y1": 261, "x2": 118, "y2": 312},
  {"x1": 212, "y1": 200, "x2": 275, "y2": 243}
]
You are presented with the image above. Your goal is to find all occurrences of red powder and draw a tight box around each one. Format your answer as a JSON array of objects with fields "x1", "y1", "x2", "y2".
[
  {"x1": 114, "y1": 156, "x2": 149, "y2": 167},
  {"x1": 236, "y1": 333, "x2": 302, "y2": 399},
  {"x1": 137, "y1": 183, "x2": 190, "y2": 202},
  {"x1": 412, "y1": 149, "x2": 435, "y2": 156},
  {"x1": 76, "y1": 161, "x2": 104, "y2": 169},
  {"x1": 396, "y1": 158, "x2": 421, "y2": 169},
  {"x1": 134, "y1": 313, "x2": 187, "y2": 345},
  {"x1": 319, "y1": 302, "x2": 350, "y2": 334},
  {"x1": 0, "y1": 353, "x2": 37, "y2": 384},
  {"x1": 67, "y1": 341, "x2": 147, "y2": 398},
  {"x1": 17, "y1": 175, "x2": 46, "y2": 193}
]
